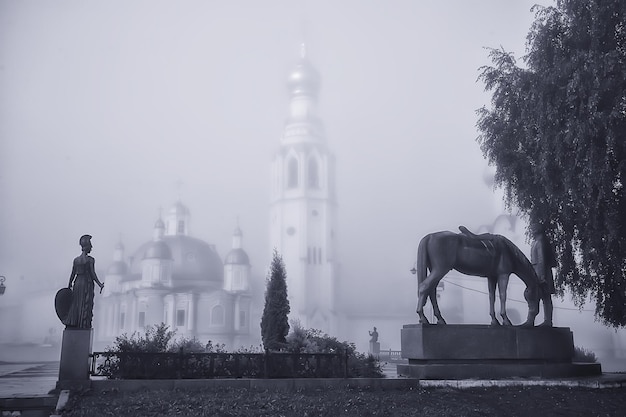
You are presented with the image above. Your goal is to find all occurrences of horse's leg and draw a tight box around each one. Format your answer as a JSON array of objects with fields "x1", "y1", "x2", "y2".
[
  {"x1": 488, "y1": 277, "x2": 499, "y2": 326},
  {"x1": 429, "y1": 286, "x2": 446, "y2": 325},
  {"x1": 498, "y1": 274, "x2": 512, "y2": 326},
  {"x1": 416, "y1": 269, "x2": 447, "y2": 325},
  {"x1": 416, "y1": 273, "x2": 430, "y2": 325},
  {"x1": 520, "y1": 286, "x2": 539, "y2": 327}
]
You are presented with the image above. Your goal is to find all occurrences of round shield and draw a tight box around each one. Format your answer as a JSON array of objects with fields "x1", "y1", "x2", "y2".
[{"x1": 55, "y1": 287, "x2": 73, "y2": 323}]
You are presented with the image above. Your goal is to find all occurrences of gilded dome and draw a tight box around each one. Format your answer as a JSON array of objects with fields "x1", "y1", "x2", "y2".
[{"x1": 287, "y1": 57, "x2": 320, "y2": 96}]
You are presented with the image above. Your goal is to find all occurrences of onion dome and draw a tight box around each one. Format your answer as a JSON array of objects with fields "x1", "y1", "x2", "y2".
[
  {"x1": 287, "y1": 44, "x2": 320, "y2": 96},
  {"x1": 224, "y1": 248, "x2": 250, "y2": 265},
  {"x1": 143, "y1": 241, "x2": 173, "y2": 260}
]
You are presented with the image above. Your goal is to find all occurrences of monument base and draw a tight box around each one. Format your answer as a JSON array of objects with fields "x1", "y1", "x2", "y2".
[
  {"x1": 398, "y1": 324, "x2": 602, "y2": 379},
  {"x1": 58, "y1": 328, "x2": 93, "y2": 382},
  {"x1": 369, "y1": 341, "x2": 380, "y2": 355}
]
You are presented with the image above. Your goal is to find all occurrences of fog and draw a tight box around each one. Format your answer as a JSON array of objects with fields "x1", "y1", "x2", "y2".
[{"x1": 1, "y1": 1, "x2": 545, "y2": 317}]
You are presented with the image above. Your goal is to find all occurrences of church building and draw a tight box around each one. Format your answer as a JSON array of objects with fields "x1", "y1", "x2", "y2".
[
  {"x1": 94, "y1": 45, "x2": 342, "y2": 349},
  {"x1": 95, "y1": 201, "x2": 254, "y2": 350}
]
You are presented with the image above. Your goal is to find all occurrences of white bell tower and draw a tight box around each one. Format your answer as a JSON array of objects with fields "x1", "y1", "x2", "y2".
[{"x1": 269, "y1": 44, "x2": 338, "y2": 334}]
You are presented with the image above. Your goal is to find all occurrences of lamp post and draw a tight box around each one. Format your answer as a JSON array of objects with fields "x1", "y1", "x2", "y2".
[{"x1": 0, "y1": 276, "x2": 5, "y2": 295}]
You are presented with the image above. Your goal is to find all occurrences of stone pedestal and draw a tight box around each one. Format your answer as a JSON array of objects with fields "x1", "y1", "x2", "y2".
[
  {"x1": 58, "y1": 328, "x2": 93, "y2": 382},
  {"x1": 369, "y1": 341, "x2": 380, "y2": 355},
  {"x1": 397, "y1": 324, "x2": 602, "y2": 379}
]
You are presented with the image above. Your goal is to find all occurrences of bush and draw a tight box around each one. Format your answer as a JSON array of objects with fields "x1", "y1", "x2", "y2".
[
  {"x1": 573, "y1": 346, "x2": 598, "y2": 363},
  {"x1": 107, "y1": 323, "x2": 176, "y2": 353},
  {"x1": 168, "y1": 336, "x2": 205, "y2": 353},
  {"x1": 285, "y1": 320, "x2": 383, "y2": 378},
  {"x1": 204, "y1": 340, "x2": 227, "y2": 353}
]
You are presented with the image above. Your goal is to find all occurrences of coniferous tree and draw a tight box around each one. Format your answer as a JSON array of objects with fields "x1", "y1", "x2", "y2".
[
  {"x1": 260, "y1": 249, "x2": 290, "y2": 350},
  {"x1": 477, "y1": 1, "x2": 626, "y2": 326}
]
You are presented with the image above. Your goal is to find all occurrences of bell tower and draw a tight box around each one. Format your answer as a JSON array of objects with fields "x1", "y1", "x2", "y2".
[{"x1": 269, "y1": 45, "x2": 338, "y2": 334}]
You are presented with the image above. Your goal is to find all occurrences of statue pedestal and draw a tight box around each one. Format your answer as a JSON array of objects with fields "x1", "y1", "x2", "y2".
[
  {"x1": 397, "y1": 324, "x2": 601, "y2": 379},
  {"x1": 57, "y1": 328, "x2": 92, "y2": 389},
  {"x1": 369, "y1": 341, "x2": 380, "y2": 355}
]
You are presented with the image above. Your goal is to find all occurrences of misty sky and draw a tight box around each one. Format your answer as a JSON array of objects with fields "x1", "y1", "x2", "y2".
[{"x1": 0, "y1": 0, "x2": 550, "y2": 309}]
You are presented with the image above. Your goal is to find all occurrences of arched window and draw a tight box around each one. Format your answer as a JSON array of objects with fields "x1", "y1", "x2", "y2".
[
  {"x1": 211, "y1": 305, "x2": 225, "y2": 325},
  {"x1": 287, "y1": 158, "x2": 298, "y2": 188},
  {"x1": 308, "y1": 158, "x2": 319, "y2": 188}
]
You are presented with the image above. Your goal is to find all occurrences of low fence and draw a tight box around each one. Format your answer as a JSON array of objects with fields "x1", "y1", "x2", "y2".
[
  {"x1": 377, "y1": 349, "x2": 403, "y2": 362},
  {"x1": 90, "y1": 350, "x2": 349, "y2": 379}
]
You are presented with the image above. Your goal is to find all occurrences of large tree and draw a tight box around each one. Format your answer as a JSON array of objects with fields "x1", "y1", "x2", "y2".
[
  {"x1": 260, "y1": 249, "x2": 291, "y2": 350},
  {"x1": 477, "y1": 0, "x2": 626, "y2": 326}
]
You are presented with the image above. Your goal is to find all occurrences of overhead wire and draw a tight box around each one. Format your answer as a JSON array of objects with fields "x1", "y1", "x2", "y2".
[{"x1": 441, "y1": 278, "x2": 595, "y2": 312}]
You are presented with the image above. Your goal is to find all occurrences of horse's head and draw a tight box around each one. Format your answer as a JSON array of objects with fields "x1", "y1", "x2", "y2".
[{"x1": 498, "y1": 236, "x2": 541, "y2": 326}]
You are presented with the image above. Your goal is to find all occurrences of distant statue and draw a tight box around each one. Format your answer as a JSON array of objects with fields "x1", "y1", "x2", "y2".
[
  {"x1": 530, "y1": 223, "x2": 556, "y2": 327},
  {"x1": 414, "y1": 227, "x2": 540, "y2": 327},
  {"x1": 369, "y1": 327, "x2": 379, "y2": 343},
  {"x1": 63, "y1": 235, "x2": 104, "y2": 329},
  {"x1": 368, "y1": 327, "x2": 380, "y2": 355}
]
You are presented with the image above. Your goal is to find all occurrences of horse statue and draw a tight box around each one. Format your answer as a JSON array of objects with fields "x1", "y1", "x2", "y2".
[{"x1": 415, "y1": 226, "x2": 540, "y2": 327}]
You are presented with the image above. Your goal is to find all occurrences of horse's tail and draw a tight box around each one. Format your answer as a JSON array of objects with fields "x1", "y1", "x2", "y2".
[{"x1": 416, "y1": 234, "x2": 430, "y2": 285}]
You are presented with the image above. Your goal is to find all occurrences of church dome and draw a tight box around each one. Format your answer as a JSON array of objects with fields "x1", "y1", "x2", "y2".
[
  {"x1": 130, "y1": 235, "x2": 223, "y2": 285},
  {"x1": 224, "y1": 248, "x2": 250, "y2": 265},
  {"x1": 143, "y1": 241, "x2": 173, "y2": 260},
  {"x1": 287, "y1": 57, "x2": 320, "y2": 96}
]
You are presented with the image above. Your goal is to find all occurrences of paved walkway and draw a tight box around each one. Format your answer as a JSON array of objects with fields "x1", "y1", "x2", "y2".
[{"x1": 0, "y1": 362, "x2": 58, "y2": 397}]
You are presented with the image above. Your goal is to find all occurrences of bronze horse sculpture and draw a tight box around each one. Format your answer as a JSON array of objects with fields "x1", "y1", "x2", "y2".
[{"x1": 415, "y1": 227, "x2": 540, "y2": 327}]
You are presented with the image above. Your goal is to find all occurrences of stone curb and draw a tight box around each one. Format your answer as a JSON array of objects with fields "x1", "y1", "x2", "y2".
[
  {"x1": 418, "y1": 377, "x2": 626, "y2": 389},
  {"x1": 88, "y1": 377, "x2": 418, "y2": 393},
  {"x1": 67, "y1": 374, "x2": 626, "y2": 393}
]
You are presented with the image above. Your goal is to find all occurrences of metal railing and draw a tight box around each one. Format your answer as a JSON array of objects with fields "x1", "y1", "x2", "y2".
[
  {"x1": 90, "y1": 350, "x2": 350, "y2": 379},
  {"x1": 377, "y1": 349, "x2": 403, "y2": 362}
]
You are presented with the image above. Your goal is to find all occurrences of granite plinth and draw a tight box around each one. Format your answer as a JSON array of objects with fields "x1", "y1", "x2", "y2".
[
  {"x1": 58, "y1": 328, "x2": 92, "y2": 381},
  {"x1": 398, "y1": 324, "x2": 601, "y2": 379}
]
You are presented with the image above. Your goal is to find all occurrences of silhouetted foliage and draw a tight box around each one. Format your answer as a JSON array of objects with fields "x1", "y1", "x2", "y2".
[
  {"x1": 286, "y1": 320, "x2": 383, "y2": 378},
  {"x1": 168, "y1": 336, "x2": 206, "y2": 353},
  {"x1": 477, "y1": 0, "x2": 626, "y2": 326},
  {"x1": 573, "y1": 346, "x2": 598, "y2": 363},
  {"x1": 260, "y1": 249, "x2": 291, "y2": 351},
  {"x1": 106, "y1": 323, "x2": 176, "y2": 353}
]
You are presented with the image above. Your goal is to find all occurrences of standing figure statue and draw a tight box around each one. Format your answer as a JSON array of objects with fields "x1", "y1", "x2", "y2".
[
  {"x1": 530, "y1": 223, "x2": 556, "y2": 327},
  {"x1": 369, "y1": 327, "x2": 379, "y2": 343},
  {"x1": 64, "y1": 234, "x2": 104, "y2": 329}
]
